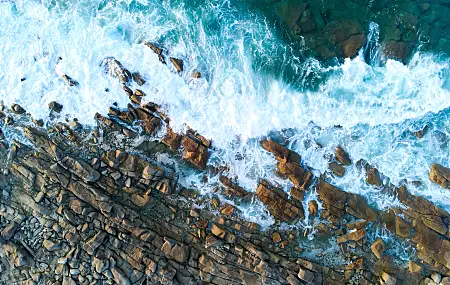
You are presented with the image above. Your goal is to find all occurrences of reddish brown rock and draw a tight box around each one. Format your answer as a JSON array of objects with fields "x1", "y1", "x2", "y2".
[
  {"x1": 219, "y1": 176, "x2": 250, "y2": 198},
  {"x1": 162, "y1": 128, "x2": 182, "y2": 151},
  {"x1": 181, "y1": 135, "x2": 209, "y2": 170}
]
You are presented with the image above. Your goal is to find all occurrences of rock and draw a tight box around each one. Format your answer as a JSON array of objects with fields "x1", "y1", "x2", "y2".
[
  {"x1": 219, "y1": 176, "x2": 250, "y2": 198},
  {"x1": 382, "y1": 41, "x2": 409, "y2": 63},
  {"x1": 162, "y1": 128, "x2": 182, "y2": 151},
  {"x1": 261, "y1": 139, "x2": 300, "y2": 163},
  {"x1": 381, "y1": 272, "x2": 397, "y2": 285},
  {"x1": 85, "y1": 231, "x2": 107, "y2": 255},
  {"x1": 101, "y1": 57, "x2": 132, "y2": 83},
  {"x1": 62, "y1": 276, "x2": 76, "y2": 285},
  {"x1": 395, "y1": 216, "x2": 412, "y2": 238},
  {"x1": 366, "y1": 167, "x2": 382, "y2": 186},
  {"x1": 335, "y1": 146, "x2": 351, "y2": 166},
  {"x1": 429, "y1": 163, "x2": 450, "y2": 189},
  {"x1": 339, "y1": 34, "x2": 366, "y2": 58},
  {"x1": 1, "y1": 222, "x2": 19, "y2": 241},
  {"x1": 413, "y1": 125, "x2": 429, "y2": 139},
  {"x1": 11, "y1": 104, "x2": 26, "y2": 114},
  {"x1": 308, "y1": 200, "x2": 318, "y2": 216},
  {"x1": 256, "y1": 181, "x2": 304, "y2": 222},
  {"x1": 337, "y1": 228, "x2": 366, "y2": 244},
  {"x1": 59, "y1": 156, "x2": 100, "y2": 182},
  {"x1": 132, "y1": 72, "x2": 146, "y2": 86},
  {"x1": 170, "y1": 244, "x2": 190, "y2": 263},
  {"x1": 191, "y1": 71, "x2": 201, "y2": 78},
  {"x1": 43, "y1": 239, "x2": 61, "y2": 251},
  {"x1": 62, "y1": 74, "x2": 79, "y2": 86},
  {"x1": 49, "y1": 101, "x2": 63, "y2": 113},
  {"x1": 328, "y1": 162, "x2": 345, "y2": 177},
  {"x1": 408, "y1": 261, "x2": 423, "y2": 274},
  {"x1": 169, "y1": 57, "x2": 183, "y2": 72},
  {"x1": 92, "y1": 257, "x2": 109, "y2": 273},
  {"x1": 370, "y1": 238, "x2": 386, "y2": 259},
  {"x1": 111, "y1": 267, "x2": 130, "y2": 285},
  {"x1": 181, "y1": 135, "x2": 209, "y2": 170},
  {"x1": 272, "y1": 232, "x2": 281, "y2": 243},
  {"x1": 431, "y1": 272, "x2": 441, "y2": 283},
  {"x1": 441, "y1": 277, "x2": 450, "y2": 285},
  {"x1": 298, "y1": 268, "x2": 314, "y2": 283}
]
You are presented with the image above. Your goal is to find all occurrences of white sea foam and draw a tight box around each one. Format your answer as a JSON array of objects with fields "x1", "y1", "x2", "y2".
[{"x1": 2, "y1": 0, "x2": 450, "y2": 223}]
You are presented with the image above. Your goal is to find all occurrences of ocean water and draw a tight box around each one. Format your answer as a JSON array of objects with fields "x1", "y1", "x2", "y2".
[{"x1": 2, "y1": 0, "x2": 450, "y2": 230}]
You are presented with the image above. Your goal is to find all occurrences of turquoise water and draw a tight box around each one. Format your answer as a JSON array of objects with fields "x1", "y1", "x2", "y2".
[{"x1": 1, "y1": 0, "x2": 450, "y2": 228}]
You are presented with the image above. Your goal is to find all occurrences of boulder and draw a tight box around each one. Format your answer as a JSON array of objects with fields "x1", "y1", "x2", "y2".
[
  {"x1": 181, "y1": 135, "x2": 209, "y2": 170},
  {"x1": 429, "y1": 164, "x2": 450, "y2": 189},
  {"x1": 170, "y1": 58, "x2": 183, "y2": 72},
  {"x1": 371, "y1": 238, "x2": 386, "y2": 259},
  {"x1": 335, "y1": 146, "x2": 352, "y2": 166}
]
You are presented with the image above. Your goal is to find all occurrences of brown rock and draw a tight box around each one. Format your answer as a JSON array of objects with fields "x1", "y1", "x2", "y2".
[
  {"x1": 383, "y1": 41, "x2": 409, "y2": 63},
  {"x1": 335, "y1": 146, "x2": 351, "y2": 166},
  {"x1": 371, "y1": 238, "x2": 386, "y2": 259},
  {"x1": 170, "y1": 244, "x2": 189, "y2": 263},
  {"x1": 408, "y1": 261, "x2": 423, "y2": 274},
  {"x1": 170, "y1": 58, "x2": 183, "y2": 72},
  {"x1": 181, "y1": 136, "x2": 209, "y2": 170},
  {"x1": 256, "y1": 181, "x2": 304, "y2": 222},
  {"x1": 162, "y1": 128, "x2": 182, "y2": 151},
  {"x1": 339, "y1": 34, "x2": 366, "y2": 58},
  {"x1": 308, "y1": 200, "x2": 318, "y2": 216},
  {"x1": 272, "y1": 232, "x2": 281, "y2": 243},
  {"x1": 395, "y1": 216, "x2": 412, "y2": 238},
  {"x1": 329, "y1": 162, "x2": 345, "y2": 177},
  {"x1": 429, "y1": 163, "x2": 450, "y2": 189},
  {"x1": 337, "y1": 228, "x2": 366, "y2": 244},
  {"x1": 366, "y1": 167, "x2": 382, "y2": 186},
  {"x1": 298, "y1": 268, "x2": 315, "y2": 283}
]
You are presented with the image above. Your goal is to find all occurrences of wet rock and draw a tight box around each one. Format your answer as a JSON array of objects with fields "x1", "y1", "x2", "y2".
[
  {"x1": 219, "y1": 176, "x2": 250, "y2": 198},
  {"x1": 431, "y1": 272, "x2": 441, "y2": 283},
  {"x1": 162, "y1": 128, "x2": 182, "y2": 151},
  {"x1": 429, "y1": 164, "x2": 450, "y2": 189},
  {"x1": 11, "y1": 104, "x2": 26, "y2": 114},
  {"x1": 256, "y1": 180, "x2": 304, "y2": 222},
  {"x1": 329, "y1": 162, "x2": 345, "y2": 177},
  {"x1": 308, "y1": 200, "x2": 318, "y2": 216},
  {"x1": 371, "y1": 238, "x2": 386, "y2": 259},
  {"x1": 381, "y1": 272, "x2": 397, "y2": 285},
  {"x1": 366, "y1": 166, "x2": 382, "y2": 186},
  {"x1": 413, "y1": 125, "x2": 429, "y2": 139},
  {"x1": 170, "y1": 57, "x2": 184, "y2": 72},
  {"x1": 335, "y1": 146, "x2": 352, "y2": 166},
  {"x1": 383, "y1": 41, "x2": 409, "y2": 63},
  {"x1": 181, "y1": 135, "x2": 209, "y2": 170},
  {"x1": 132, "y1": 72, "x2": 146, "y2": 86},
  {"x1": 337, "y1": 228, "x2": 366, "y2": 243},
  {"x1": 191, "y1": 71, "x2": 201, "y2": 78},
  {"x1": 101, "y1": 57, "x2": 132, "y2": 83},
  {"x1": 61, "y1": 74, "x2": 79, "y2": 87},
  {"x1": 48, "y1": 101, "x2": 63, "y2": 113},
  {"x1": 298, "y1": 268, "x2": 315, "y2": 283},
  {"x1": 272, "y1": 232, "x2": 281, "y2": 243},
  {"x1": 395, "y1": 216, "x2": 412, "y2": 238}
]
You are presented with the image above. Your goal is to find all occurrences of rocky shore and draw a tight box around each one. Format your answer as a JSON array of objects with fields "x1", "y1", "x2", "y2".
[
  {"x1": 1, "y1": 42, "x2": 450, "y2": 285},
  {"x1": 266, "y1": 0, "x2": 450, "y2": 62}
]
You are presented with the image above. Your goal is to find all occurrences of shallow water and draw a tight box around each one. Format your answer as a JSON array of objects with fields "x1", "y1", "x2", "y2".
[{"x1": 2, "y1": 0, "x2": 450, "y2": 231}]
